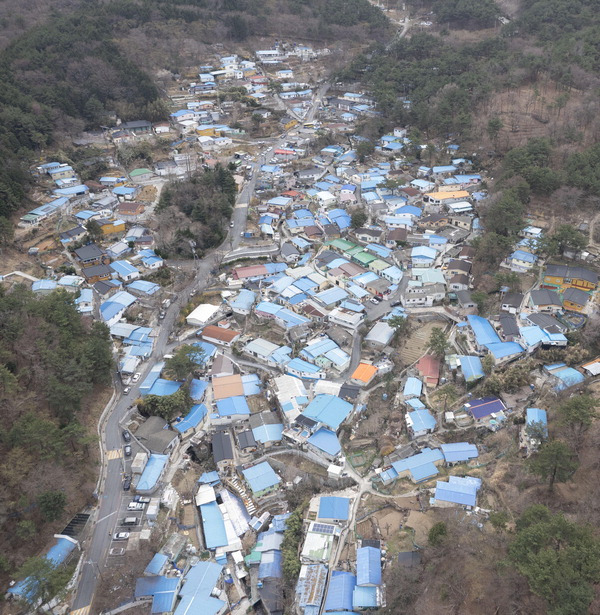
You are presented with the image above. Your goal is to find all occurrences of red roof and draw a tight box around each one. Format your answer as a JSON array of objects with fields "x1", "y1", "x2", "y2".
[{"x1": 417, "y1": 354, "x2": 441, "y2": 385}]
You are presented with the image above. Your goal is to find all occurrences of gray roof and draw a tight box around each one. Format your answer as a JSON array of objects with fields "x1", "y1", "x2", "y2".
[
  {"x1": 455, "y1": 290, "x2": 474, "y2": 306},
  {"x1": 74, "y1": 244, "x2": 104, "y2": 261},
  {"x1": 82, "y1": 264, "x2": 112, "y2": 279},
  {"x1": 526, "y1": 312, "x2": 567, "y2": 333},
  {"x1": 545, "y1": 264, "x2": 597, "y2": 284},
  {"x1": 563, "y1": 287, "x2": 589, "y2": 306},
  {"x1": 498, "y1": 314, "x2": 519, "y2": 337},
  {"x1": 212, "y1": 430, "x2": 233, "y2": 463},
  {"x1": 281, "y1": 242, "x2": 299, "y2": 257},
  {"x1": 249, "y1": 411, "x2": 281, "y2": 429},
  {"x1": 136, "y1": 417, "x2": 177, "y2": 454},
  {"x1": 530, "y1": 289, "x2": 561, "y2": 306},
  {"x1": 237, "y1": 430, "x2": 257, "y2": 450},
  {"x1": 502, "y1": 292, "x2": 523, "y2": 308}
]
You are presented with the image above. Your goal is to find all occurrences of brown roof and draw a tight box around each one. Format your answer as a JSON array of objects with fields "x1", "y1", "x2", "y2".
[
  {"x1": 117, "y1": 201, "x2": 145, "y2": 215},
  {"x1": 201, "y1": 325, "x2": 241, "y2": 343},
  {"x1": 212, "y1": 374, "x2": 244, "y2": 400},
  {"x1": 400, "y1": 187, "x2": 420, "y2": 197},
  {"x1": 387, "y1": 228, "x2": 408, "y2": 242}
]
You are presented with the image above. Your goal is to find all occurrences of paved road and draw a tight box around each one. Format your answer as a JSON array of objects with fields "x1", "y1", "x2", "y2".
[{"x1": 71, "y1": 86, "x2": 328, "y2": 613}]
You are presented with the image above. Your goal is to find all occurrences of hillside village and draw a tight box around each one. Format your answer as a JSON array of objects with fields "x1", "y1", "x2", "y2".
[{"x1": 4, "y1": 34, "x2": 600, "y2": 615}]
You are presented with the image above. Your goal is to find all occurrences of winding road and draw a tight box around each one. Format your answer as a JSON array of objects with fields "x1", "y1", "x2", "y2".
[{"x1": 69, "y1": 87, "x2": 329, "y2": 615}]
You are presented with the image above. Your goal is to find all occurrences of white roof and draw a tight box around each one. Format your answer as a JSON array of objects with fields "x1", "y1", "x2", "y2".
[
  {"x1": 313, "y1": 380, "x2": 342, "y2": 396},
  {"x1": 195, "y1": 484, "x2": 216, "y2": 506},
  {"x1": 186, "y1": 303, "x2": 220, "y2": 325}
]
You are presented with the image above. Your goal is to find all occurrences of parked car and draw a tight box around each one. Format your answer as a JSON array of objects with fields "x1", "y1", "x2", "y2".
[
  {"x1": 391, "y1": 300, "x2": 402, "y2": 307},
  {"x1": 229, "y1": 221, "x2": 235, "y2": 228},
  {"x1": 370, "y1": 296, "x2": 382, "y2": 304},
  {"x1": 159, "y1": 311, "x2": 166, "y2": 320},
  {"x1": 127, "y1": 502, "x2": 144, "y2": 511},
  {"x1": 122, "y1": 477, "x2": 131, "y2": 491},
  {"x1": 124, "y1": 445, "x2": 132, "y2": 457},
  {"x1": 122, "y1": 430, "x2": 131, "y2": 442},
  {"x1": 110, "y1": 547, "x2": 126, "y2": 556},
  {"x1": 133, "y1": 495, "x2": 151, "y2": 504},
  {"x1": 123, "y1": 387, "x2": 131, "y2": 395},
  {"x1": 114, "y1": 532, "x2": 130, "y2": 541},
  {"x1": 132, "y1": 373, "x2": 141, "y2": 383}
]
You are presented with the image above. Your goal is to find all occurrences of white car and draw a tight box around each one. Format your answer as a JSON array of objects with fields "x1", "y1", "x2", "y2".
[
  {"x1": 132, "y1": 373, "x2": 141, "y2": 383},
  {"x1": 114, "y1": 532, "x2": 130, "y2": 541},
  {"x1": 127, "y1": 502, "x2": 145, "y2": 511}
]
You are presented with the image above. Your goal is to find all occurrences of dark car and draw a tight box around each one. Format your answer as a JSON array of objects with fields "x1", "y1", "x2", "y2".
[
  {"x1": 122, "y1": 477, "x2": 131, "y2": 491},
  {"x1": 122, "y1": 430, "x2": 131, "y2": 442},
  {"x1": 391, "y1": 300, "x2": 402, "y2": 307},
  {"x1": 124, "y1": 445, "x2": 132, "y2": 457}
]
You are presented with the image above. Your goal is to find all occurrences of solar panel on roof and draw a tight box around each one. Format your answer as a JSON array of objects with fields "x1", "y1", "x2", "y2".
[{"x1": 312, "y1": 523, "x2": 336, "y2": 535}]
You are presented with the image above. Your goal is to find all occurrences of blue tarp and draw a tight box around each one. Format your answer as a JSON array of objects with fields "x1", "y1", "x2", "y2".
[{"x1": 258, "y1": 549, "x2": 282, "y2": 579}]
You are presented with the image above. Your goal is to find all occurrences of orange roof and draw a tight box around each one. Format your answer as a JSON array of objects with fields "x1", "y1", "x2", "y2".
[
  {"x1": 212, "y1": 374, "x2": 244, "y2": 400},
  {"x1": 202, "y1": 325, "x2": 240, "y2": 343},
  {"x1": 351, "y1": 362, "x2": 378, "y2": 384},
  {"x1": 424, "y1": 190, "x2": 470, "y2": 200}
]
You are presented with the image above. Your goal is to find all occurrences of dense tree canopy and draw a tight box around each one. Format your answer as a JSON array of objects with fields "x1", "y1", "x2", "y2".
[{"x1": 509, "y1": 505, "x2": 600, "y2": 615}]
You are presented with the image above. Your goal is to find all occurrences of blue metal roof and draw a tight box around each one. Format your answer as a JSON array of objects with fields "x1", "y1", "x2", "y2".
[
  {"x1": 190, "y1": 379, "x2": 209, "y2": 400},
  {"x1": 353, "y1": 585, "x2": 378, "y2": 608},
  {"x1": 440, "y1": 442, "x2": 478, "y2": 463},
  {"x1": 357, "y1": 546, "x2": 381, "y2": 586},
  {"x1": 145, "y1": 553, "x2": 169, "y2": 576},
  {"x1": 307, "y1": 428, "x2": 341, "y2": 457},
  {"x1": 174, "y1": 404, "x2": 207, "y2": 433},
  {"x1": 252, "y1": 423, "x2": 284, "y2": 444},
  {"x1": 467, "y1": 396, "x2": 506, "y2": 419},
  {"x1": 391, "y1": 448, "x2": 443, "y2": 482},
  {"x1": 318, "y1": 496, "x2": 350, "y2": 521},
  {"x1": 325, "y1": 571, "x2": 356, "y2": 611},
  {"x1": 459, "y1": 355, "x2": 484, "y2": 381},
  {"x1": 200, "y1": 501, "x2": 228, "y2": 549},
  {"x1": 258, "y1": 549, "x2": 282, "y2": 579},
  {"x1": 138, "y1": 454, "x2": 169, "y2": 491},
  {"x1": 176, "y1": 561, "x2": 224, "y2": 615},
  {"x1": 486, "y1": 341, "x2": 524, "y2": 359},
  {"x1": 216, "y1": 396, "x2": 250, "y2": 416},
  {"x1": 467, "y1": 315, "x2": 500, "y2": 346},
  {"x1": 407, "y1": 409, "x2": 436, "y2": 433},
  {"x1": 110, "y1": 260, "x2": 139, "y2": 277},
  {"x1": 148, "y1": 378, "x2": 182, "y2": 397},
  {"x1": 135, "y1": 576, "x2": 180, "y2": 615},
  {"x1": 552, "y1": 366, "x2": 585, "y2": 391},
  {"x1": 127, "y1": 280, "x2": 160, "y2": 294},
  {"x1": 302, "y1": 395, "x2": 352, "y2": 430},
  {"x1": 243, "y1": 462, "x2": 281, "y2": 494},
  {"x1": 403, "y1": 377, "x2": 422, "y2": 398},
  {"x1": 526, "y1": 408, "x2": 548, "y2": 428},
  {"x1": 435, "y1": 476, "x2": 481, "y2": 507}
]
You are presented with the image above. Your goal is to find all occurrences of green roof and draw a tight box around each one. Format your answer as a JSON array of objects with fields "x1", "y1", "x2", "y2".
[
  {"x1": 328, "y1": 238, "x2": 356, "y2": 251},
  {"x1": 130, "y1": 168, "x2": 152, "y2": 177},
  {"x1": 370, "y1": 259, "x2": 391, "y2": 272},
  {"x1": 345, "y1": 245, "x2": 364, "y2": 257},
  {"x1": 353, "y1": 251, "x2": 377, "y2": 265}
]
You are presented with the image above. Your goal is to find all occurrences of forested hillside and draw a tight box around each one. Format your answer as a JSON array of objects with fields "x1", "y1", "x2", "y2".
[
  {"x1": 0, "y1": 287, "x2": 112, "y2": 574},
  {"x1": 0, "y1": 0, "x2": 388, "y2": 233},
  {"x1": 156, "y1": 165, "x2": 238, "y2": 256}
]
